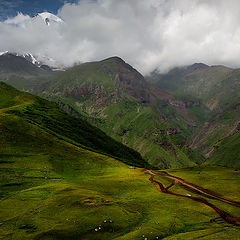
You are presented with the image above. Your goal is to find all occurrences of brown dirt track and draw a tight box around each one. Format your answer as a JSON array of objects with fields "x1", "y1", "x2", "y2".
[{"x1": 145, "y1": 170, "x2": 240, "y2": 227}]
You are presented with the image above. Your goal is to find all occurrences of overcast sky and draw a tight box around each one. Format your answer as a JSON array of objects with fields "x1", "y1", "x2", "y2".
[{"x1": 1, "y1": 0, "x2": 240, "y2": 74}]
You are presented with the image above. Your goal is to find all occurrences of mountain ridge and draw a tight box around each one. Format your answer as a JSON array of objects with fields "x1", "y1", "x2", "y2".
[{"x1": 37, "y1": 56, "x2": 204, "y2": 169}]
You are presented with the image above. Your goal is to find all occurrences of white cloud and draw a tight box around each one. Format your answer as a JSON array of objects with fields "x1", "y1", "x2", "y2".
[
  {"x1": 1, "y1": 0, "x2": 240, "y2": 74},
  {"x1": 4, "y1": 12, "x2": 31, "y2": 26}
]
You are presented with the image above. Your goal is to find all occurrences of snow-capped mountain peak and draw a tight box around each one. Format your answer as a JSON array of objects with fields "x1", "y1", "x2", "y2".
[
  {"x1": 0, "y1": 51, "x2": 9, "y2": 56},
  {"x1": 32, "y1": 12, "x2": 63, "y2": 26},
  {"x1": 21, "y1": 53, "x2": 40, "y2": 65},
  {"x1": 0, "y1": 51, "x2": 65, "y2": 71}
]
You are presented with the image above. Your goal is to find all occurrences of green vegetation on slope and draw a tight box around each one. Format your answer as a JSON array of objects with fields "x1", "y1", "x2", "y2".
[
  {"x1": 39, "y1": 57, "x2": 203, "y2": 169},
  {"x1": 208, "y1": 131, "x2": 240, "y2": 169},
  {"x1": 0, "y1": 82, "x2": 148, "y2": 168},
  {"x1": 190, "y1": 99, "x2": 240, "y2": 160},
  {"x1": 148, "y1": 64, "x2": 240, "y2": 168},
  {"x1": 148, "y1": 63, "x2": 238, "y2": 112},
  {"x1": 1, "y1": 141, "x2": 240, "y2": 240},
  {"x1": 1, "y1": 82, "x2": 240, "y2": 239}
]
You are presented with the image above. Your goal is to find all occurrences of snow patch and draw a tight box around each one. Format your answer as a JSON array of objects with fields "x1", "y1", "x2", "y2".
[
  {"x1": 22, "y1": 53, "x2": 39, "y2": 65},
  {"x1": 0, "y1": 51, "x2": 8, "y2": 56},
  {"x1": 32, "y1": 12, "x2": 64, "y2": 26}
]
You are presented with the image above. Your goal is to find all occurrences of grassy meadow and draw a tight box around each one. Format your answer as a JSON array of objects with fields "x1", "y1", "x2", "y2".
[{"x1": 1, "y1": 82, "x2": 240, "y2": 239}]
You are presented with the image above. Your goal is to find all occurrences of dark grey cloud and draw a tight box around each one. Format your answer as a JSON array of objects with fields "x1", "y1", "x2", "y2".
[{"x1": 1, "y1": 0, "x2": 240, "y2": 74}]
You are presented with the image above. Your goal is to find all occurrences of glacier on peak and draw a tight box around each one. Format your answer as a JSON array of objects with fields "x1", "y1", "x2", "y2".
[
  {"x1": 0, "y1": 51, "x2": 9, "y2": 56},
  {"x1": 32, "y1": 12, "x2": 64, "y2": 26}
]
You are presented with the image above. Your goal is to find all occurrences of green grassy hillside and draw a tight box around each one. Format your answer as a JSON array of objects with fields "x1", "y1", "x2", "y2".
[
  {"x1": 39, "y1": 57, "x2": 203, "y2": 169},
  {"x1": 1, "y1": 82, "x2": 240, "y2": 239},
  {"x1": 0, "y1": 82, "x2": 148, "y2": 168},
  {"x1": 207, "y1": 131, "x2": 240, "y2": 169}
]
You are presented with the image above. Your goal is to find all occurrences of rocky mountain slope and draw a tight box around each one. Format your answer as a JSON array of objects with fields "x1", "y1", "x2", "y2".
[
  {"x1": 0, "y1": 53, "x2": 47, "y2": 75},
  {"x1": 190, "y1": 99, "x2": 240, "y2": 168},
  {"x1": 0, "y1": 53, "x2": 56, "y2": 91},
  {"x1": 38, "y1": 57, "x2": 204, "y2": 168},
  {"x1": 148, "y1": 64, "x2": 240, "y2": 168},
  {"x1": 148, "y1": 63, "x2": 240, "y2": 112}
]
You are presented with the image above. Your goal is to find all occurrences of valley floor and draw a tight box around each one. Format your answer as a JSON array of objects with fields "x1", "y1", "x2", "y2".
[{"x1": 1, "y1": 161, "x2": 240, "y2": 240}]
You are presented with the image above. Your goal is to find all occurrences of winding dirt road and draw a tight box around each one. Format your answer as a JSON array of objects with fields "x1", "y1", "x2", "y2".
[
  {"x1": 145, "y1": 170, "x2": 240, "y2": 227},
  {"x1": 158, "y1": 171, "x2": 240, "y2": 207}
]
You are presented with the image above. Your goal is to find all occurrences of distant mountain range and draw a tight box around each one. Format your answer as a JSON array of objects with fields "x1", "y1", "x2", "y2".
[
  {"x1": 148, "y1": 63, "x2": 240, "y2": 112},
  {"x1": 0, "y1": 53, "x2": 60, "y2": 92}
]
